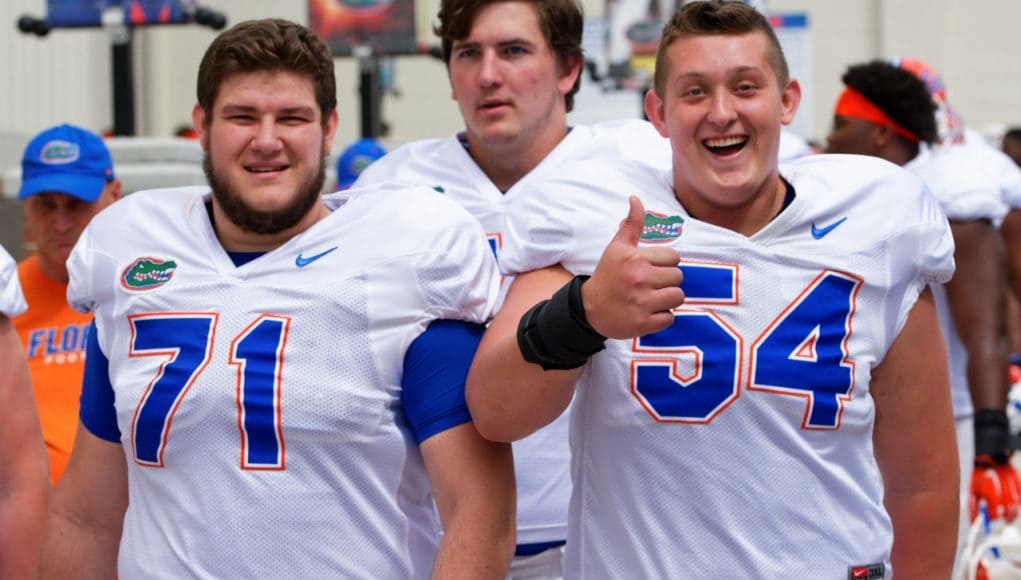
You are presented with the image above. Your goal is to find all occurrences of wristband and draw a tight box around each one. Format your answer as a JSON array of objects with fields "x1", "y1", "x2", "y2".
[
  {"x1": 975, "y1": 408, "x2": 1010, "y2": 466},
  {"x1": 517, "y1": 275, "x2": 607, "y2": 370}
]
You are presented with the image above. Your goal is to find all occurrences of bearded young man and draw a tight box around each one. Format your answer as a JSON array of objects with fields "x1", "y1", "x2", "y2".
[{"x1": 38, "y1": 18, "x2": 514, "y2": 579}]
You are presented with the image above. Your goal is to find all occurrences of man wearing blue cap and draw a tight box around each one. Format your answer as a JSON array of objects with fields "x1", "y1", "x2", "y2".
[
  {"x1": 12, "y1": 123, "x2": 120, "y2": 484},
  {"x1": 335, "y1": 137, "x2": 386, "y2": 190}
]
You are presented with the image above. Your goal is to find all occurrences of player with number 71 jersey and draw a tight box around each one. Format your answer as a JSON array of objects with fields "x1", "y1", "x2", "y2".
[
  {"x1": 64, "y1": 184, "x2": 500, "y2": 578},
  {"x1": 499, "y1": 153, "x2": 955, "y2": 577}
]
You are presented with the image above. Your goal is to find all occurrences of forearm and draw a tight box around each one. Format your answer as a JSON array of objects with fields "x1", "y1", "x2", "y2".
[
  {"x1": 423, "y1": 424, "x2": 516, "y2": 579},
  {"x1": 0, "y1": 481, "x2": 48, "y2": 578},
  {"x1": 38, "y1": 428, "x2": 127, "y2": 580},
  {"x1": 885, "y1": 486, "x2": 957, "y2": 577},
  {"x1": 467, "y1": 267, "x2": 585, "y2": 442},
  {"x1": 1000, "y1": 210, "x2": 1021, "y2": 303},
  {"x1": 0, "y1": 320, "x2": 49, "y2": 578},
  {"x1": 963, "y1": 332, "x2": 1010, "y2": 410},
  {"x1": 431, "y1": 500, "x2": 515, "y2": 580},
  {"x1": 466, "y1": 329, "x2": 579, "y2": 442},
  {"x1": 38, "y1": 505, "x2": 122, "y2": 580},
  {"x1": 947, "y1": 219, "x2": 1010, "y2": 410}
]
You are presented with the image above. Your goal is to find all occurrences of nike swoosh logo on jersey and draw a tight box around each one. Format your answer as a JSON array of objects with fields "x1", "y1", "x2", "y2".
[
  {"x1": 295, "y1": 246, "x2": 338, "y2": 267},
  {"x1": 811, "y1": 217, "x2": 847, "y2": 239}
]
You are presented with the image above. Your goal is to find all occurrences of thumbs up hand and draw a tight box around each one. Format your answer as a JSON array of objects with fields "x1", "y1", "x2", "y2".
[{"x1": 581, "y1": 196, "x2": 685, "y2": 339}]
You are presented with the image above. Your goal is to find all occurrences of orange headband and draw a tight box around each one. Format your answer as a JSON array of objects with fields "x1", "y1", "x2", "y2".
[{"x1": 834, "y1": 86, "x2": 920, "y2": 143}]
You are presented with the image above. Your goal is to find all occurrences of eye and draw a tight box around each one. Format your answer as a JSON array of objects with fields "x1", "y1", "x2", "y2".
[
  {"x1": 454, "y1": 46, "x2": 479, "y2": 59},
  {"x1": 735, "y1": 82, "x2": 756, "y2": 93},
  {"x1": 504, "y1": 45, "x2": 528, "y2": 57}
]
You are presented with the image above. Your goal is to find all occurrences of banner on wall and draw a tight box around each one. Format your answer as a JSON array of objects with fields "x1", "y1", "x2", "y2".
[
  {"x1": 770, "y1": 12, "x2": 812, "y2": 138},
  {"x1": 47, "y1": 0, "x2": 194, "y2": 28},
  {"x1": 596, "y1": 0, "x2": 811, "y2": 135},
  {"x1": 309, "y1": 0, "x2": 426, "y2": 57}
]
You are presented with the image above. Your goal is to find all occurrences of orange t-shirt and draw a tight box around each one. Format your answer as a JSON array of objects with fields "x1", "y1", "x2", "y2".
[{"x1": 13, "y1": 255, "x2": 92, "y2": 484}]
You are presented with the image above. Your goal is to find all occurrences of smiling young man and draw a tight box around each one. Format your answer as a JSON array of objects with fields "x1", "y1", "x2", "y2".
[
  {"x1": 354, "y1": 1, "x2": 668, "y2": 576},
  {"x1": 38, "y1": 18, "x2": 514, "y2": 579},
  {"x1": 465, "y1": 1, "x2": 958, "y2": 577}
]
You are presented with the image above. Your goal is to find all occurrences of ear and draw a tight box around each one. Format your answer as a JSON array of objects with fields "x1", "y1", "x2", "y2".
[
  {"x1": 192, "y1": 103, "x2": 209, "y2": 150},
  {"x1": 873, "y1": 124, "x2": 895, "y2": 149},
  {"x1": 557, "y1": 54, "x2": 583, "y2": 97},
  {"x1": 780, "y1": 78, "x2": 802, "y2": 126},
  {"x1": 323, "y1": 109, "x2": 340, "y2": 153},
  {"x1": 108, "y1": 179, "x2": 122, "y2": 202},
  {"x1": 644, "y1": 89, "x2": 668, "y2": 138}
]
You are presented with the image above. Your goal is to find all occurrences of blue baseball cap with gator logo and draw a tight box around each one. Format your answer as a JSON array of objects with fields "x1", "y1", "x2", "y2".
[
  {"x1": 19, "y1": 124, "x2": 115, "y2": 203},
  {"x1": 336, "y1": 137, "x2": 386, "y2": 190}
]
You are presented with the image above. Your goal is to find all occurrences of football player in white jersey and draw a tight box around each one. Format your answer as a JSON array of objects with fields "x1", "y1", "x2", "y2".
[
  {"x1": 825, "y1": 60, "x2": 1017, "y2": 575},
  {"x1": 0, "y1": 244, "x2": 48, "y2": 578},
  {"x1": 37, "y1": 19, "x2": 515, "y2": 579},
  {"x1": 354, "y1": 2, "x2": 668, "y2": 576},
  {"x1": 895, "y1": 56, "x2": 1021, "y2": 578},
  {"x1": 466, "y1": 1, "x2": 958, "y2": 577},
  {"x1": 894, "y1": 57, "x2": 1021, "y2": 316}
]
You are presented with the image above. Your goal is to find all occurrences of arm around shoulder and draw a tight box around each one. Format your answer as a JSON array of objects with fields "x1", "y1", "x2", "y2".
[
  {"x1": 466, "y1": 265, "x2": 583, "y2": 442},
  {"x1": 466, "y1": 196, "x2": 683, "y2": 442}
]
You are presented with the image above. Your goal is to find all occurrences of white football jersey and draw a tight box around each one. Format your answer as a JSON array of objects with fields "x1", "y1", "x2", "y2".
[
  {"x1": 961, "y1": 128, "x2": 1021, "y2": 210},
  {"x1": 778, "y1": 128, "x2": 815, "y2": 162},
  {"x1": 0, "y1": 245, "x2": 26, "y2": 317},
  {"x1": 501, "y1": 154, "x2": 955, "y2": 577},
  {"x1": 906, "y1": 145, "x2": 1009, "y2": 419},
  {"x1": 355, "y1": 119, "x2": 670, "y2": 546},
  {"x1": 67, "y1": 185, "x2": 500, "y2": 579}
]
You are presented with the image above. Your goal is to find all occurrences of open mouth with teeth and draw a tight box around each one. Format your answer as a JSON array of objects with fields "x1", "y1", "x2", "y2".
[
  {"x1": 246, "y1": 165, "x2": 288, "y2": 174},
  {"x1": 704, "y1": 136, "x2": 747, "y2": 155}
]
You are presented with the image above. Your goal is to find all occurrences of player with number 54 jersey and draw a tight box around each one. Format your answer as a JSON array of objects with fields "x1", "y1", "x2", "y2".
[{"x1": 497, "y1": 153, "x2": 954, "y2": 576}]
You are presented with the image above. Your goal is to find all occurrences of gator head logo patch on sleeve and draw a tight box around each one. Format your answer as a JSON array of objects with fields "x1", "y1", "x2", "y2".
[
  {"x1": 640, "y1": 211, "x2": 684, "y2": 243},
  {"x1": 121, "y1": 257, "x2": 178, "y2": 291}
]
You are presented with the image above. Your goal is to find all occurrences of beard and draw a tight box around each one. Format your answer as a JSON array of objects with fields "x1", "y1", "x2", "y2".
[{"x1": 203, "y1": 148, "x2": 327, "y2": 236}]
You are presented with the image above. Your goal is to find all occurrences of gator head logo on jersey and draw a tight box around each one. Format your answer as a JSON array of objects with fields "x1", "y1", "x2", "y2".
[
  {"x1": 640, "y1": 211, "x2": 684, "y2": 243},
  {"x1": 121, "y1": 257, "x2": 178, "y2": 291}
]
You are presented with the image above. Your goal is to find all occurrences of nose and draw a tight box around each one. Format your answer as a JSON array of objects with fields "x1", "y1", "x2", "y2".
[
  {"x1": 707, "y1": 92, "x2": 737, "y2": 127},
  {"x1": 51, "y1": 205, "x2": 76, "y2": 233},
  {"x1": 251, "y1": 116, "x2": 281, "y2": 153},
  {"x1": 478, "y1": 50, "x2": 502, "y2": 88}
]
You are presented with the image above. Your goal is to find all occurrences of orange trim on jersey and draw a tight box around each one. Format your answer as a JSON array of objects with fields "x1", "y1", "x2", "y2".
[
  {"x1": 231, "y1": 314, "x2": 289, "y2": 471},
  {"x1": 630, "y1": 310, "x2": 743, "y2": 424},
  {"x1": 747, "y1": 270, "x2": 862, "y2": 431},
  {"x1": 835, "y1": 87, "x2": 921, "y2": 143},
  {"x1": 677, "y1": 259, "x2": 740, "y2": 306},
  {"x1": 128, "y1": 312, "x2": 219, "y2": 468}
]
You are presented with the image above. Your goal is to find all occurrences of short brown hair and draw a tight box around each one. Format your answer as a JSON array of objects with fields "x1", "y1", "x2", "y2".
[
  {"x1": 435, "y1": 0, "x2": 583, "y2": 111},
  {"x1": 196, "y1": 19, "x2": 337, "y2": 122},
  {"x1": 654, "y1": 1, "x2": 788, "y2": 96}
]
